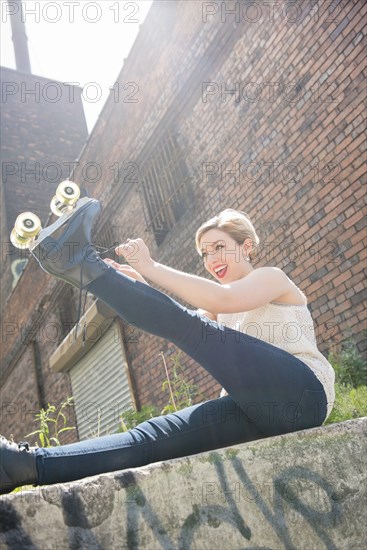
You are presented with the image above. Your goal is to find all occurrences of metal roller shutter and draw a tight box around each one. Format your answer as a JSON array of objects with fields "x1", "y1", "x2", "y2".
[{"x1": 69, "y1": 322, "x2": 133, "y2": 440}]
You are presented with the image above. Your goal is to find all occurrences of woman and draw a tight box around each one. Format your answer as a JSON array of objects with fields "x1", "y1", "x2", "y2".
[{"x1": 0, "y1": 205, "x2": 335, "y2": 494}]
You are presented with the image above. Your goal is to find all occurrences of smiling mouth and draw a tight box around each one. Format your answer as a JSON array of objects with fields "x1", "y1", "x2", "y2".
[{"x1": 214, "y1": 265, "x2": 228, "y2": 279}]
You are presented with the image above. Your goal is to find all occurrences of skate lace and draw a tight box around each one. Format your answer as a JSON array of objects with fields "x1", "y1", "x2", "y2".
[{"x1": 30, "y1": 242, "x2": 116, "y2": 346}]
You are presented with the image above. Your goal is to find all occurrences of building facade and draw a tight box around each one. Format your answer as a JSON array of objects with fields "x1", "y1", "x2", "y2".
[{"x1": 1, "y1": 1, "x2": 366, "y2": 443}]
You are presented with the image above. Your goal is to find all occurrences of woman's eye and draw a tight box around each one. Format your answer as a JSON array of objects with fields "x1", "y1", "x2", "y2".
[{"x1": 202, "y1": 244, "x2": 224, "y2": 259}]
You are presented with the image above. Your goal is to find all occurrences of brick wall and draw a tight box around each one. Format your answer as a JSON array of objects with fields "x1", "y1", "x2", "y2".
[
  {"x1": 1, "y1": 0, "x2": 365, "y2": 441},
  {"x1": 0, "y1": 67, "x2": 88, "y2": 313},
  {"x1": 0, "y1": 262, "x2": 78, "y2": 442}
]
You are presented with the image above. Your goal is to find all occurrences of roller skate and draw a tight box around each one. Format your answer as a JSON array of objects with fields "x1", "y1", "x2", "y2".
[
  {"x1": 0, "y1": 435, "x2": 38, "y2": 494},
  {"x1": 10, "y1": 180, "x2": 110, "y2": 289}
]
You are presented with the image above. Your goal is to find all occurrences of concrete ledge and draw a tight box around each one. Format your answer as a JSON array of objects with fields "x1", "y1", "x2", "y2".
[{"x1": 1, "y1": 418, "x2": 366, "y2": 549}]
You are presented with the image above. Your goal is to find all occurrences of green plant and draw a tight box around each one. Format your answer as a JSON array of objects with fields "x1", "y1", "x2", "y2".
[
  {"x1": 328, "y1": 334, "x2": 367, "y2": 388},
  {"x1": 324, "y1": 383, "x2": 367, "y2": 424},
  {"x1": 325, "y1": 334, "x2": 367, "y2": 424},
  {"x1": 118, "y1": 404, "x2": 160, "y2": 432},
  {"x1": 26, "y1": 397, "x2": 76, "y2": 447},
  {"x1": 85, "y1": 407, "x2": 105, "y2": 439},
  {"x1": 160, "y1": 351, "x2": 203, "y2": 414},
  {"x1": 117, "y1": 351, "x2": 204, "y2": 430}
]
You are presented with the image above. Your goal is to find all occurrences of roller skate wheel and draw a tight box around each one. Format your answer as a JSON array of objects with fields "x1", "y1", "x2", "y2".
[
  {"x1": 14, "y1": 212, "x2": 42, "y2": 238},
  {"x1": 10, "y1": 228, "x2": 31, "y2": 249},
  {"x1": 50, "y1": 196, "x2": 73, "y2": 217},
  {"x1": 55, "y1": 181, "x2": 80, "y2": 205}
]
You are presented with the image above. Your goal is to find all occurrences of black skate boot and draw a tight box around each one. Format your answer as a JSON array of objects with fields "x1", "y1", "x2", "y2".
[
  {"x1": 30, "y1": 198, "x2": 110, "y2": 290},
  {"x1": 0, "y1": 436, "x2": 38, "y2": 494}
]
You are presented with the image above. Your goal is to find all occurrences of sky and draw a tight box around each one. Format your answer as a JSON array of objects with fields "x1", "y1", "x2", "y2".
[{"x1": 0, "y1": 0, "x2": 154, "y2": 132}]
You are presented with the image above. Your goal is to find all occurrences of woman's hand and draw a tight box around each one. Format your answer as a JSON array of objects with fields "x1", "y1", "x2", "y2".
[
  {"x1": 114, "y1": 238, "x2": 155, "y2": 277},
  {"x1": 103, "y1": 259, "x2": 149, "y2": 285}
]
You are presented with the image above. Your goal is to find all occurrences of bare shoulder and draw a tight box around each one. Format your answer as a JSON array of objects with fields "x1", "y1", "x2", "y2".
[
  {"x1": 255, "y1": 267, "x2": 307, "y2": 305},
  {"x1": 240, "y1": 267, "x2": 289, "y2": 292},
  {"x1": 221, "y1": 267, "x2": 306, "y2": 312},
  {"x1": 250, "y1": 266, "x2": 287, "y2": 281}
]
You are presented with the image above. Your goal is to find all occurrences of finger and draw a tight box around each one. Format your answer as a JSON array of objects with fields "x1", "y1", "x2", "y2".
[
  {"x1": 115, "y1": 246, "x2": 126, "y2": 256},
  {"x1": 104, "y1": 258, "x2": 119, "y2": 267},
  {"x1": 115, "y1": 242, "x2": 132, "y2": 255}
]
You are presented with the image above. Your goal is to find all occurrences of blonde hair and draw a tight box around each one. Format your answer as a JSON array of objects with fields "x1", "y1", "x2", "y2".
[{"x1": 195, "y1": 209, "x2": 260, "y2": 260}]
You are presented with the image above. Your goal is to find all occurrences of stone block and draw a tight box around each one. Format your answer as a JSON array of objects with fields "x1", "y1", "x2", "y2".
[{"x1": 1, "y1": 417, "x2": 366, "y2": 549}]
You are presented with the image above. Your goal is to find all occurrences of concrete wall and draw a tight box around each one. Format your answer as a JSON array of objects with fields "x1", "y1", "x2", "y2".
[{"x1": 1, "y1": 417, "x2": 366, "y2": 549}]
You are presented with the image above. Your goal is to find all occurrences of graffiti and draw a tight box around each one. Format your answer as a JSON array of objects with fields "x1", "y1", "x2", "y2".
[
  {"x1": 177, "y1": 457, "x2": 342, "y2": 550},
  {"x1": 0, "y1": 450, "x2": 352, "y2": 549},
  {"x1": 0, "y1": 502, "x2": 35, "y2": 548}
]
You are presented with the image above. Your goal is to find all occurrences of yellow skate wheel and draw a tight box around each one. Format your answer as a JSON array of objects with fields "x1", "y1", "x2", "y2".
[
  {"x1": 56, "y1": 181, "x2": 80, "y2": 205},
  {"x1": 50, "y1": 196, "x2": 72, "y2": 217},
  {"x1": 10, "y1": 228, "x2": 31, "y2": 249},
  {"x1": 14, "y1": 212, "x2": 42, "y2": 238},
  {"x1": 11, "y1": 212, "x2": 41, "y2": 249}
]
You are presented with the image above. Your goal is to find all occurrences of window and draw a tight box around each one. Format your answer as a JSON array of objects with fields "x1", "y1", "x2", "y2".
[
  {"x1": 139, "y1": 132, "x2": 193, "y2": 245},
  {"x1": 69, "y1": 321, "x2": 133, "y2": 439}
]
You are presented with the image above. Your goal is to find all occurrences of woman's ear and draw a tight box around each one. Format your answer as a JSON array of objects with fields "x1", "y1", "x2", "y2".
[{"x1": 242, "y1": 238, "x2": 253, "y2": 260}]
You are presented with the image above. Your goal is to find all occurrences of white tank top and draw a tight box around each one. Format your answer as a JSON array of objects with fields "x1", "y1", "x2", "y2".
[{"x1": 217, "y1": 301, "x2": 335, "y2": 420}]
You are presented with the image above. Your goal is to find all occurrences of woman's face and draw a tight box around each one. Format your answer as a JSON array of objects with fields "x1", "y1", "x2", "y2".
[{"x1": 199, "y1": 228, "x2": 252, "y2": 284}]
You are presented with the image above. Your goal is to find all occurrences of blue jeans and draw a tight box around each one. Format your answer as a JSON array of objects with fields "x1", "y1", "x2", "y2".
[{"x1": 36, "y1": 268, "x2": 328, "y2": 485}]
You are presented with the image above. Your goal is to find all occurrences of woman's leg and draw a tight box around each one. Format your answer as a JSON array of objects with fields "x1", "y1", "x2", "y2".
[
  {"x1": 2, "y1": 269, "x2": 326, "y2": 491},
  {"x1": 36, "y1": 397, "x2": 255, "y2": 485},
  {"x1": 87, "y1": 269, "x2": 328, "y2": 436}
]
